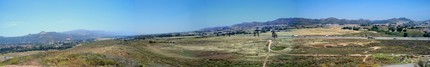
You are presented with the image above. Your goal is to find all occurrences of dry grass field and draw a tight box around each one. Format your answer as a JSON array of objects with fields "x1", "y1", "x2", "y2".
[
  {"x1": 0, "y1": 28, "x2": 428, "y2": 66},
  {"x1": 291, "y1": 27, "x2": 361, "y2": 36}
]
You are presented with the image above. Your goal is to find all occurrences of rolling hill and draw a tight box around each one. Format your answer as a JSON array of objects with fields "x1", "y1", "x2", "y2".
[
  {"x1": 201, "y1": 17, "x2": 416, "y2": 31},
  {"x1": 0, "y1": 30, "x2": 118, "y2": 44}
]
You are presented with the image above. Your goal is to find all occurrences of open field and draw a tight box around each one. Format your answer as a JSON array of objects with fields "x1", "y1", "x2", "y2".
[
  {"x1": 291, "y1": 27, "x2": 361, "y2": 36},
  {"x1": 0, "y1": 27, "x2": 429, "y2": 66},
  {"x1": 0, "y1": 51, "x2": 42, "y2": 62},
  {"x1": 290, "y1": 38, "x2": 430, "y2": 54},
  {"x1": 1, "y1": 35, "x2": 428, "y2": 66},
  {"x1": 261, "y1": 27, "x2": 392, "y2": 37}
]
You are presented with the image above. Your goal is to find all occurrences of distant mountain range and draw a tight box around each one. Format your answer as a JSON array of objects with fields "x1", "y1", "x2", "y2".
[
  {"x1": 134, "y1": 17, "x2": 430, "y2": 39},
  {"x1": 0, "y1": 30, "x2": 118, "y2": 44},
  {"x1": 63, "y1": 29, "x2": 119, "y2": 37},
  {"x1": 200, "y1": 17, "x2": 423, "y2": 31},
  {"x1": 2, "y1": 17, "x2": 429, "y2": 44}
]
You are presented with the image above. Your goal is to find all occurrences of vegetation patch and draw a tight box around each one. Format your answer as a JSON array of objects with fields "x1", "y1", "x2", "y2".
[
  {"x1": 41, "y1": 53, "x2": 123, "y2": 66},
  {"x1": 291, "y1": 27, "x2": 361, "y2": 36},
  {"x1": 1, "y1": 35, "x2": 428, "y2": 66},
  {"x1": 274, "y1": 55, "x2": 375, "y2": 67},
  {"x1": 371, "y1": 53, "x2": 400, "y2": 64},
  {"x1": 296, "y1": 39, "x2": 378, "y2": 48},
  {"x1": 271, "y1": 46, "x2": 287, "y2": 51}
]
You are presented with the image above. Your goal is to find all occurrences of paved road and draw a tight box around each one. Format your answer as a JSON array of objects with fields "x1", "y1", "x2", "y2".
[
  {"x1": 277, "y1": 36, "x2": 430, "y2": 40},
  {"x1": 382, "y1": 63, "x2": 415, "y2": 67}
]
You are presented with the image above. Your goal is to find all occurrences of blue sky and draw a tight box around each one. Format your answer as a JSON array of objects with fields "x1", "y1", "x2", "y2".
[{"x1": 1, "y1": 0, "x2": 430, "y2": 37}]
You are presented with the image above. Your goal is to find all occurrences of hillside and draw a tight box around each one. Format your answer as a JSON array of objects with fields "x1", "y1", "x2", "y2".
[
  {"x1": 0, "y1": 30, "x2": 116, "y2": 44},
  {"x1": 2, "y1": 33, "x2": 430, "y2": 66},
  {"x1": 63, "y1": 30, "x2": 119, "y2": 37},
  {"x1": 0, "y1": 32, "x2": 73, "y2": 44},
  {"x1": 0, "y1": 18, "x2": 429, "y2": 66},
  {"x1": 201, "y1": 17, "x2": 415, "y2": 31}
]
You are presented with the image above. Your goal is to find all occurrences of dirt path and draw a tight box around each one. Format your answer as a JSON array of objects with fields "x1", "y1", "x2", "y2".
[
  {"x1": 262, "y1": 40, "x2": 272, "y2": 67},
  {"x1": 362, "y1": 46, "x2": 382, "y2": 62}
]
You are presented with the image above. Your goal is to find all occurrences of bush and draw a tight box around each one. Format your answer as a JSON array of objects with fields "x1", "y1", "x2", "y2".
[
  {"x1": 424, "y1": 33, "x2": 430, "y2": 37},
  {"x1": 271, "y1": 46, "x2": 287, "y2": 51}
]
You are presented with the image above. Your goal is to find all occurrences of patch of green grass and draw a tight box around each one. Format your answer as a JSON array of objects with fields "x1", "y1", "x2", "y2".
[
  {"x1": 41, "y1": 53, "x2": 122, "y2": 66},
  {"x1": 0, "y1": 56, "x2": 32, "y2": 65},
  {"x1": 371, "y1": 40, "x2": 430, "y2": 54},
  {"x1": 372, "y1": 53, "x2": 400, "y2": 64},
  {"x1": 406, "y1": 29, "x2": 425, "y2": 37},
  {"x1": 4, "y1": 35, "x2": 428, "y2": 66},
  {"x1": 80, "y1": 53, "x2": 119, "y2": 66},
  {"x1": 342, "y1": 31, "x2": 394, "y2": 37},
  {"x1": 275, "y1": 55, "x2": 374, "y2": 67},
  {"x1": 177, "y1": 49, "x2": 197, "y2": 57},
  {"x1": 0, "y1": 52, "x2": 46, "y2": 66},
  {"x1": 271, "y1": 46, "x2": 287, "y2": 51},
  {"x1": 198, "y1": 59, "x2": 261, "y2": 67}
]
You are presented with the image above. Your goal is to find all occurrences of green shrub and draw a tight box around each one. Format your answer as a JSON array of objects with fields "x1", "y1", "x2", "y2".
[{"x1": 271, "y1": 46, "x2": 287, "y2": 51}]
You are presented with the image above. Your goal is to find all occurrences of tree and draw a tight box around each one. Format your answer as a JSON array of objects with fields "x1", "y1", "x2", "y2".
[
  {"x1": 254, "y1": 27, "x2": 260, "y2": 37},
  {"x1": 371, "y1": 26, "x2": 379, "y2": 31},
  {"x1": 388, "y1": 27, "x2": 396, "y2": 32},
  {"x1": 397, "y1": 27, "x2": 404, "y2": 32},
  {"x1": 403, "y1": 33, "x2": 408, "y2": 37},
  {"x1": 271, "y1": 30, "x2": 278, "y2": 38},
  {"x1": 352, "y1": 27, "x2": 361, "y2": 31},
  {"x1": 215, "y1": 32, "x2": 221, "y2": 36},
  {"x1": 227, "y1": 32, "x2": 231, "y2": 37},
  {"x1": 424, "y1": 32, "x2": 430, "y2": 37},
  {"x1": 341, "y1": 27, "x2": 348, "y2": 29}
]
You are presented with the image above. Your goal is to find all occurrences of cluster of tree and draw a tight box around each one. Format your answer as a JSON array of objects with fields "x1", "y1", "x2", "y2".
[
  {"x1": 136, "y1": 27, "x2": 274, "y2": 39},
  {"x1": 424, "y1": 32, "x2": 430, "y2": 37},
  {"x1": 341, "y1": 27, "x2": 361, "y2": 31},
  {"x1": 135, "y1": 17, "x2": 428, "y2": 39},
  {"x1": 0, "y1": 41, "x2": 81, "y2": 54},
  {"x1": 213, "y1": 30, "x2": 250, "y2": 37},
  {"x1": 134, "y1": 32, "x2": 197, "y2": 40},
  {"x1": 387, "y1": 26, "x2": 407, "y2": 32},
  {"x1": 370, "y1": 25, "x2": 410, "y2": 37},
  {"x1": 199, "y1": 17, "x2": 419, "y2": 33},
  {"x1": 205, "y1": 26, "x2": 279, "y2": 38}
]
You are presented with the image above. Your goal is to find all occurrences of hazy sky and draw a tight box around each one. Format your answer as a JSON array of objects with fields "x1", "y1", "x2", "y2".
[{"x1": 1, "y1": 0, "x2": 430, "y2": 37}]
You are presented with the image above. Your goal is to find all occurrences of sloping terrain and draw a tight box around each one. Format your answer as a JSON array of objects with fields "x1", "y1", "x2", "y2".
[
  {"x1": 1, "y1": 34, "x2": 428, "y2": 66},
  {"x1": 0, "y1": 36, "x2": 288, "y2": 66},
  {"x1": 0, "y1": 30, "x2": 117, "y2": 44}
]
